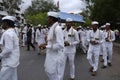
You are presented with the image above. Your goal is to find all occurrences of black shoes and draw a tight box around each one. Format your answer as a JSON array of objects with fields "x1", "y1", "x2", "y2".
[
  {"x1": 70, "y1": 78, "x2": 75, "y2": 80},
  {"x1": 108, "y1": 63, "x2": 112, "y2": 67},
  {"x1": 38, "y1": 53, "x2": 41, "y2": 55},
  {"x1": 101, "y1": 65, "x2": 107, "y2": 69},
  {"x1": 89, "y1": 67, "x2": 93, "y2": 72},
  {"x1": 92, "y1": 71, "x2": 97, "y2": 76}
]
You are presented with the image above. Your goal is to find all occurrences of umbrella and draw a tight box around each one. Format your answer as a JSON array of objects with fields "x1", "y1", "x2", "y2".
[{"x1": 59, "y1": 12, "x2": 84, "y2": 23}]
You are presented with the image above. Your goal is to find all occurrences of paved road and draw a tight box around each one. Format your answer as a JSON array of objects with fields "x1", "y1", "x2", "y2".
[{"x1": 1, "y1": 43, "x2": 120, "y2": 80}]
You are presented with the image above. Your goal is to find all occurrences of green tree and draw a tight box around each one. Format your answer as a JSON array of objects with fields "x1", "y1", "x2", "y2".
[
  {"x1": 25, "y1": 12, "x2": 47, "y2": 25},
  {"x1": 84, "y1": 0, "x2": 120, "y2": 24},
  {"x1": 24, "y1": 0, "x2": 58, "y2": 25},
  {"x1": 2, "y1": 0, "x2": 22, "y2": 15}
]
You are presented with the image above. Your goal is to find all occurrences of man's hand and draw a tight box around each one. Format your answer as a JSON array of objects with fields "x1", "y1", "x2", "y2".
[
  {"x1": 39, "y1": 43, "x2": 47, "y2": 50},
  {"x1": 64, "y1": 41, "x2": 70, "y2": 46}
]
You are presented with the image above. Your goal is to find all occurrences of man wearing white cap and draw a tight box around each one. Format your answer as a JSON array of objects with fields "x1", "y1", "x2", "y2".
[
  {"x1": 44, "y1": 11, "x2": 64, "y2": 80},
  {"x1": 0, "y1": 16, "x2": 20, "y2": 80},
  {"x1": 62, "y1": 18, "x2": 79, "y2": 80},
  {"x1": 99, "y1": 25, "x2": 108, "y2": 69},
  {"x1": 35, "y1": 24, "x2": 46, "y2": 55},
  {"x1": 87, "y1": 21, "x2": 103, "y2": 76},
  {"x1": 22, "y1": 24, "x2": 27, "y2": 47},
  {"x1": 104, "y1": 23, "x2": 115, "y2": 67},
  {"x1": 78, "y1": 26, "x2": 88, "y2": 54}
]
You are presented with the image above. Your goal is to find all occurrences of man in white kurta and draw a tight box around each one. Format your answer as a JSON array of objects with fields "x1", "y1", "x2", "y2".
[
  {"x1": 44, "y1": 12, "x2": 64, "y2": 80},
  {"x1": 100, "y1": 25, "x2": 108, "y2": 68},
  {"x1": 62, "y1": 18, "x2": 79, "y2": 80},
  {"x1": 0, "y1": 16, "x2": 20, "y2": 80},
  {"x1": 78, "y1": 28, "x2": 88, "y2": 54},
  {"x1": 87, "y1": 21, "x2": 103, "y2": 76},
  {"x1": 35, "y1": 25, "x2": 46, "y2": 55},
  {"x1": 104, "y1": 23, "x2": 115, "y2": 67},
  {"x1": 22, "y1": 25, "x2": 27, "y2": 46}
]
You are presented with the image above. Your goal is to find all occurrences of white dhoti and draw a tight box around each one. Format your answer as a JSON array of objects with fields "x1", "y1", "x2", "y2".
[{"x1": 0, "y1": 66, "x2": 17, "y2": 80}]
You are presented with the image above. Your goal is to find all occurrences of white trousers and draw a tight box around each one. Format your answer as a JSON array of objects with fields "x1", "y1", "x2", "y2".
[
  {"x1": 106, "y1": 42, "x2": 113, "y2": 63},
  {"x1": 101, "y1": 43, "x2": 107, "y2": 66},
  {"x1": 61, "y1": 53, "x2": 75, "y2": 79},
  {"x1": 46, "y1": 62, "x2": 63, "y2": 80},
  {"x1": 32, "y1": 34, "x2": 34, "y2": 44},
  {"x1": 81, "y1": 39, "x2": 87, "y2": 53},
  {"x1": 22, "y1": 34, "x2": 26, "y2": 46},
  {"x1": 0, "y1": 66, "x2": 17, "y2": 80},
  {"x1": 87, "y1": 45, "x2": 100, "y2": 71}
]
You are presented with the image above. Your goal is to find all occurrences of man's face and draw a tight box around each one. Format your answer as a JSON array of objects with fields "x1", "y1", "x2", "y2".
[
  {"x1": 106, "y1": 25, "x2": 110, "y2": 30},
  {"x1": 92, "y1": 24, "x2": 97, "y2": 30},
  {"x1": 66, "y1": 22, "x2": 72, "y2": 28},
  {"x1": 47, "y1": 16, "x2": 53, "y2": 26}
]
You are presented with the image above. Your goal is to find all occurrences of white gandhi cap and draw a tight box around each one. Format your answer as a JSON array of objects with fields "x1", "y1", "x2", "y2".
[
  {"x1": 101, "y1": 25, "x2": 106, "y2": 28},
  {"x1": 91, "y1": 21, "x2": 99, "y2": 25},
  {"x1": 66, "y1": 18, "x2": 73, "y2": 22},
  {"x1": 2, "y1": 16, "x2": 16, "y2": 22},
  {"x1": 106, "y1": 23, "x2": 110, "y2": 26},
  {"x1": 38, "y1": 24, "x2": 41, "y2": 27},
  {"x1": 47, "y1": 11, "x2": 58, "y2": 18}
]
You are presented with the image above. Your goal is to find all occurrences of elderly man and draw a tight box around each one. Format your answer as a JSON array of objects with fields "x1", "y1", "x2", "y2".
[
  {"x1": 104, "y1": 23, "x2": 115, "y2": 67},
  {"x1": 62, "y1": 18, "x2": 79, "y2": 80},
  {"x1": 87, "y1": 21, "x2": 103, "y2": 76},
  {"x1": 44, "y1": 11, "x2": 64, "y2": 80},
  {"x1": 0, "y1": 16, "x2": 20, "y2": 80}
]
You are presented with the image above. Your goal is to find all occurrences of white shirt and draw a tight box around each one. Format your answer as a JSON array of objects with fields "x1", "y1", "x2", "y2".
[
  {"x1": 87, "y1": 29, "x2": 104, "y2": 45},
  {"x1": 64, "y1": 27, "x2": 79, "y2": 53},
  {"x1": 0, "y1": 28, "x2": 20, "y2": 68},
  {"x1": 44, "y1": 22, "x2": 64, "y2": 73}
]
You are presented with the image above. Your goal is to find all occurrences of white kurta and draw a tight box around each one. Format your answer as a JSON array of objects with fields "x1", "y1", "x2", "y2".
[
  {"x1": 22, "y1": 26, "x2": 27, "y2": 46},
  {"x1": 0, "y1": 28, "x2": 20, "y2": 80},
  {"x1": 44, "y1": 22, "x2": 64, "y2": 80},
  {"x1": 78, "y1": 29, "x2": 87, "y2": 53},
  {"x1": 35, "y1": 29, "x2": 45, "y2": 45}
]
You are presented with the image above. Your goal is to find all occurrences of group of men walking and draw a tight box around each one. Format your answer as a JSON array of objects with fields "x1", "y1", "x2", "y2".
[
  {"x1": 43, "y1": 11, "x2": 115, "y2": 80},
  {"x1": 0, "y1": 11, "x2": 115, "y2": 80}
]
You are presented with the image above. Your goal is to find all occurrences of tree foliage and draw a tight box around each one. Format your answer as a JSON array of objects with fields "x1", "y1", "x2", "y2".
[
  {"x1": 84, "y1": 0, "x2": 120, "y2": 24},
  {"x1": 25, "y1": 12, "x2": 47, "y2": 25},
  {"x1": 2, "y1": 0, "x2": 22, "y2": 15},
  {"x1": 24, "y1": 0, "x2": 58, "y2": 25}
]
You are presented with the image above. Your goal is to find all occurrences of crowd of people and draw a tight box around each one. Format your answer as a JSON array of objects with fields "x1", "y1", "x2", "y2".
[{"x1": 0, "y1": 11, "x2": 116, "y2": 80}]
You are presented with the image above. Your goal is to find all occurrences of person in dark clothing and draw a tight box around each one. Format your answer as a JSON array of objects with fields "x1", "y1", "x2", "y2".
[{"x1": 27, "y1": 24, "x2": 35, "y2": 51}]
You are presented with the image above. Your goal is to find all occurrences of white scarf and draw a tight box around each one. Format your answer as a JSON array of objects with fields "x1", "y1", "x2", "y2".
[{"x1": 47, "y1": 22, "x2": 59, "y2": 41}]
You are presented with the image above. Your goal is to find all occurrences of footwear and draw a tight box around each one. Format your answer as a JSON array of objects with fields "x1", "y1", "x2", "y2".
[
  {"x1": 108, "y1": 63, "x2": 112, "y2": 66},
  {"x1": 92, "y1": 71, "x2": 97, "y2": 76},
  {"x1": 27, "y1": 49, "x2": 30, "y2": 51},
  {"x1": 33, "y1": 47, "x2": 35, "y2": 51},
  {"x1": 101, "y1": 65, "x2": 107, "y2": 69},
  {"x1": 38, "y1": 53, "x2": 41, "y2": 55},
  {"x1": 100, "y1": 59, "x2": 104, "y2": 62},
  {"x1": 89, "y1": 67, "x2": 93, "y2": 72},
  {"x1": 70, "y1": 78, "x2": 75, "y2": 80}
]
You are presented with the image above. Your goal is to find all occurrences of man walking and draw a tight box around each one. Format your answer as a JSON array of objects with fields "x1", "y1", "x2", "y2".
[
  {"x1": 104, "y1": 23, "x2": 115, "y2": 67},
  {"x1": 87, "y1": 21, "x2": 103, "y2": 76},
  {"x1": 63, "y1": 18, "x2": 79, "y2": 80},
  {"x1": 26, "y1": 24, "x2": 35, "y2": 51},
  {"x1": 0, "y1": 16, "x2": 20, "y2": 80},
  {"x1": 44, "y1": 11, "x2": 64, "y2": 80}
]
